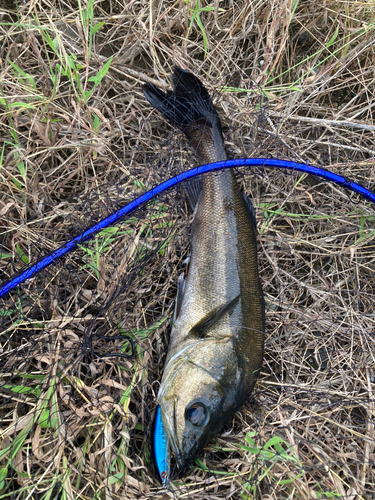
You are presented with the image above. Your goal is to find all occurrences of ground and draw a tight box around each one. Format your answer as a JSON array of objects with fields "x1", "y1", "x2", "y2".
[{"x1": 0, "y1": 1, "x2": 374, "y2": 499}]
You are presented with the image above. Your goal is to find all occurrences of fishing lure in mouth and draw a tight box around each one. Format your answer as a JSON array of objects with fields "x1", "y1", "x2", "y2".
[{"x1": 153, "y1": 405, "x2": 170, "y2": 485}]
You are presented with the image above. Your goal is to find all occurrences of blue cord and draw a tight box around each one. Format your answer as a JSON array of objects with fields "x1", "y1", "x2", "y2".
[{"x1": 0, "y1": 158, "x2": 374, "y2": 299}]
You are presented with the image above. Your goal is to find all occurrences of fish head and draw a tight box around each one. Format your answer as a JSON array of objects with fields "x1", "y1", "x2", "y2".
[{"x1": 158, "y1": 339, "x2": 243, "y2": 470}]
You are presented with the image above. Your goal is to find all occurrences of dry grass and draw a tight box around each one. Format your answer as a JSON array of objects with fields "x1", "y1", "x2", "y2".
[{"x1": 0, "y1": 0, "x2": 374, "y2": 499}]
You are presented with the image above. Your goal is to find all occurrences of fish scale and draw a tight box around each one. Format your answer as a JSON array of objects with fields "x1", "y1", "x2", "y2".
[{"x1": 143, "y1": 66, "x2": 265, "y2": 479}]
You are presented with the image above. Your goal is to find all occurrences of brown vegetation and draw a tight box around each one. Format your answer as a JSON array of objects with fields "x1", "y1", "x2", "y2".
[{"x1": 0, "y1": 0, "x2": 374, "y2": 498}]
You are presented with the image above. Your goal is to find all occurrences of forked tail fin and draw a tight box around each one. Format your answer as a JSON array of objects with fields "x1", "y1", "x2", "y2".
[{"x1": 142, "y1": 66, "x2": 227, "y2": 164}]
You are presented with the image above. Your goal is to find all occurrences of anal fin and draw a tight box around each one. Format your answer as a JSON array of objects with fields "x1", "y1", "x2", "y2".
[{"x1": 173, "y1": 273, "x2": 186, "y2": 322}]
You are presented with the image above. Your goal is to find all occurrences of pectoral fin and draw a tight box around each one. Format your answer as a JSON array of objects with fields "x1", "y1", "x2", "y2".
[{"x1": 189, "y1": 294, "x2": 240, "y2": 339}]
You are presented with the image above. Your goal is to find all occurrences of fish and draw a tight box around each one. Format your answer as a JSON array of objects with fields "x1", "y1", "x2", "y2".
[{"x1": 143, "y1": 67, "x2": 265, "y2": 476}]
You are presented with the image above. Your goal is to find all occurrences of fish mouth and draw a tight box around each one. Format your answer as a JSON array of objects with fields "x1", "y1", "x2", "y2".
[
  {"x1": 161, "y1": 397, "x2": 180, "y2": 460},
  {"x1": 175, "y1": 434, "x2": 202, "y2": 471},
  {"x1": 175, "y1": 452, "x2": 195, "y2": 471},
  {"x1": 160, "y1": 398, "x2": 198, "y2": 471}
]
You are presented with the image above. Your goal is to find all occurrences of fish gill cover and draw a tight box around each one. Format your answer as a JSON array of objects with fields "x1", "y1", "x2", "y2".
[{"x1": 0, "y1": 1, "x2": 374, "y2": 499}]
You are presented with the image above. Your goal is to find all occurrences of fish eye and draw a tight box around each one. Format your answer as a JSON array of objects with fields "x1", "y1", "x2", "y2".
[{"x1": 186, "y1": 403, "x2": 206, "y2": 426}]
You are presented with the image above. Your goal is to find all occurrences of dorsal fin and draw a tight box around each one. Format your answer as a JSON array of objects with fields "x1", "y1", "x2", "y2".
[{"x1": 189, "y1": 294, "x2": 240, "y2": 339}]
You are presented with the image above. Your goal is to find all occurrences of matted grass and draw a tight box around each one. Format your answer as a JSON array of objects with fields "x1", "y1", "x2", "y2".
[{"x1": 0, "y1": 0, "x2": 374, "y2": 499}]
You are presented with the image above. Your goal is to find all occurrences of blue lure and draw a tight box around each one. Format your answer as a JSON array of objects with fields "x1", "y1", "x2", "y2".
[{"x1": 154, "y1": 405, "x2": 170, "y2": 485}]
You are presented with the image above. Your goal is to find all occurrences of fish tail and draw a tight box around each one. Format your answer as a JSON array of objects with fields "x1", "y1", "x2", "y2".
[{"x1": 143, "y1": 66, "x2": 226, "y2": 163}]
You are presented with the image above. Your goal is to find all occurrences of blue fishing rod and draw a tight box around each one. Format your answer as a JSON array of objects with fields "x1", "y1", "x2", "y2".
[{"x1": 0, "y1": 157, "x2": 374, "y2": 300}]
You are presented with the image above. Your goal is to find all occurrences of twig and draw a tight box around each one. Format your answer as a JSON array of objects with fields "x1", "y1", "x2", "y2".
[{"x1": 272, "y1": 113, "x2": 375, "y2": 132}]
